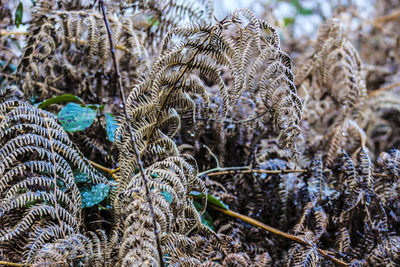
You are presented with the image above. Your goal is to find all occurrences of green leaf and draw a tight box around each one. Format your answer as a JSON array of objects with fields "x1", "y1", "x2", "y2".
[
  {"x1": 37, "y1": 94, "x2": 84, "y2": 109},
  {"x1": 283, "y1": 17, "x2": 295, "y2": 27},
  {"x1": 29, "y1": 95, "x2": 39, "y2": 105},
  {"x1": 193, "y1": 201, "x2": 215, "y2": 231},
  {"x1": 290, "y1": 0, "x2": 300, "y2": 7},
  {"x1": 80, "y1": 183, "x2": 110, "y2": 208},
  {"x1": 298, "y1": 7, "x2": 312, "y2": 15},
  {"x1": 74, "y1": 170, "x2": 90, "y2": 183},
  {"x1": 161, "y1": 191, "x2": 173, "y2": 204},
  {"x1": 15, "y1": 2, "x2": 23, "y2": 28},
  {"x1": 105, "y1": 113, "x2": 118, "y2": 142},
  {"x1": 86, "y1": 104, "x2": 104, "y2": 112},
  {"x1": 58, "y1": 103, "x2": 97, "y2": 132},
  {"x1": 56, "y1": 179, "x2": 66, "y2": 192},
  {"x1": 147, "y1": 16, "x2": 160, "y2": 29},
  {"x1": 289, "y1": 0, "x2": 312, "y2": 15},
  {"x1": 190, "y1": 191, "x2": 229, "y2": 210},
  {"x1": 97, "y1": 204, "x2": 112, "y2": 210},
  {"x1": 0, "y1": 61, "x2": 17, "y2": 73}
]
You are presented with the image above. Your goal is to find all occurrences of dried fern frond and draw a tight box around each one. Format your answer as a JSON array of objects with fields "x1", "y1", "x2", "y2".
[
  {"x1": 293, "y1": 201, "x2": 328, "y2": 244},
  {"x1": 341, "y1": 153, "x2": 363, "y2": 213},
  {"x1": 368, "y1": 236, "x2": 400, "y2": 266},
  {"x1": 32, "y1": 229, "x2": 108, "y2": 266},
  {"x1": 0, "y1": 86, "x2": 107, "y2": 264},
  {"x1": 374, "y1": 149, "x2": 400, "y2": 206},
  {"x1": 114, "y1": 155, "x2": 207, "y2": 266},
  {"x1": 19, "y1": 2, "x2": 148, "y2": 98},
  {"x1": 227, "y1": 8, "x2": 302, "y2": 150},
  {"x1": 297, "y1": 18, "x2": 366, "y2": 109},
  {"x1": 117, "y1": 9, "x2": 302, "y2": 176},
  {"x1": 297, "y1": 18, "x2": 367, "y2": 165},
  {"x1": 360, "y1": 92, "x2": 400, "y2": 154},
  {"x1": 284, "y1": 231, "x2": 319, "y2": 267},
  {"x1": 119, "y1": 0, "x2": 213, "y2": 45},
  {"x1": 307, "y1": 153, "x2": 326, "y2": 202},
  {"x1": 325, "y1": 118, "x2": 367, "y2": 167},
  {"x1": 113, "y1": 8, "x2": 302, "y2": 264}
]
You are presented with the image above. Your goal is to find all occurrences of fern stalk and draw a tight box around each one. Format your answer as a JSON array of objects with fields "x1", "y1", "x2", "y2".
[
  {"x1": 210, "y1": 205, "x2": 349, "y2": 266},
  {"x1": 40, "y1": 109, "x2": 66, "y2": 239},
  {"x1": 98, "y1": 1, "x2": 165, "y2": 266}
]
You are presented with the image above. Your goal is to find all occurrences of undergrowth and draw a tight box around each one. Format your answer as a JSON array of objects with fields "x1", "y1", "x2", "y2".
[{"x1": 1, "y1": 0, "x2": 400, "y2": 266}]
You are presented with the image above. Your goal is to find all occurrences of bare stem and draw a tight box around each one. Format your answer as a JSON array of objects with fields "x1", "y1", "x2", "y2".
[
  {"x1": 205, "y1": 168, "x2": 308, "y2": 177},
  {"x1": 98, "y1": 1, "x2": 164, "y2": 266},
  {"x1": 200, "y1": 166, "x2": 388, "y2": 178},
  {"x1": 89, "y1": 160, "x2": 117, "y2": 178},
  {"x1": 0, "y1": 30, "x2": 29, "y2": 36},
  {"x1": 0, "y1": 261, "x2": 30, "y2": 266},
  {"x1": 368, "y1": 81, "x2": 400, "y2": 98},
  {"x1": 209, "y1": 205, "x2": 348, "y2": 266},
  {"x1": 0, "y1": 73, "x2": 63, "y2": 94},
  {"x1": 373, "y1": 9, "x2": 400, "y2": 24}
]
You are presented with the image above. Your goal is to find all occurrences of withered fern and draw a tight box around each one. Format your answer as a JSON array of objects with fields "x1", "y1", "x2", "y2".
[
  {"x1": 297, "y1": 18, "x2": 367, "y2": 166},
  {"x1": 19, "y1": 1, "x2": 148, "y2": 98},
  {"x1": 1, "y1": 0, "x2": 400, "y2": 266},
  {"x1": 0, "y1": 86, "x2": 107, "y2": 264}
]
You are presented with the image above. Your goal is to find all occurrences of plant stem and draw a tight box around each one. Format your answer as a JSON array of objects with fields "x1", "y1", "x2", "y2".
[
  {"x1": 205, "y1": 168, "x2": 308, "y2": 177},
  {"x1": 373, "y1": 9, "x2": 400, "y2": 24},
  {"x1": 98, "y1": 1, "x2": 164, "y2": 266},
  {"x1": 0, "y1": 73, "x2": 63, "y2": 94},
  {"x1": 89, "y1": 160, "x2": 117, "y2": 178},
  {"x1": 0, "y1": 30, "x2": 29, "y2": 36},
  {"x1": 0, "y1": 261, "x2": 30, "y2": 266},
  {"x1": 368, "y1": 81, "x2": 400, "y2": 98},
  {"x1": 209, "y1": 204, "x2": 348, "y2": 266},
  {"x1": 198, "y1": 166, "x2": 250, "y2": 177},
  {"x1": 198, "y1": 166, "x2": 309, "y2": 177},
  {"x1": 200, "y1": 166, "x2": 388, "y2": 178}
]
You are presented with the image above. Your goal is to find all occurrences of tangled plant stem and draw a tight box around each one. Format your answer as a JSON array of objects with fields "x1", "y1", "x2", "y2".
[{"x1": 209, "y1": 205, "x2": 348, "y2": 266}]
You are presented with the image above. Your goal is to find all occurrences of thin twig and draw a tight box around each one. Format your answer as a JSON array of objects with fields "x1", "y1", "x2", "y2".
[
  {"x1": 196, "y1": 110, "x2": 268, "y2": 125},
  {"x1": 98, "y1": 1, "x2": 164, "y2": 266},
  {"x1": 203, "y1": 145, "x2": 220, "y2": 168},
  {"x1": 206, "y1": 168, "x2": 308, "y2": 177},
  {"x1": 368, "y1": 81, "x2": 400, "y2": 98},
  {"x1": 0, "y1": 261, "x2": 31, "y2": 266},
  {"x1": 200, "y1": 166, "x2": 388, "y2": 178},
  {"x1": 198, "y1": 166, "x2": 308, "y2": 177},
  {"x1": 1, "y1": 73, "x2": 63, "y2": 94},
  {"x1": 0, "y1": 30, "x2": 29, "y2": 36},
  {"x1": 89, "y1": 160, "x2": 117, "y2": 178},
  {"x1": 209, "y1": 204, "x2": 348, "y2": 266},
  {"x1": 197, "y1": 166, "x2": 250, "y2": 177},
  {"x1": 372, "y1": 9, "x2": 400, "y2": 24},
  {"x1": 0, "y1": 255, "x2": 87, "y2": 266}
]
